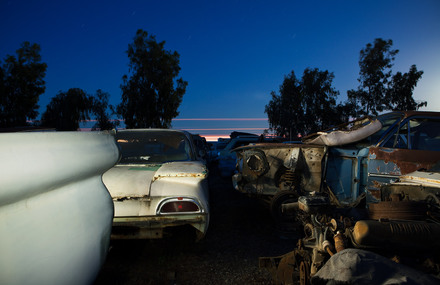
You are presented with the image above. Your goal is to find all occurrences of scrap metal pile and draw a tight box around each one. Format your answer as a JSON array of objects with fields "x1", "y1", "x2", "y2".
[
  {"x1": 260, "y1": 184, "x2": 440, "y2": 284},
  {"x1": 231, "y1": 111, "x2": 440, "y2": 284}
]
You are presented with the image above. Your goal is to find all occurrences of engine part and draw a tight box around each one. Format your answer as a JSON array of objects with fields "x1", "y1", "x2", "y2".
[
  {"x1": 351, "y1": 220, "x2": 440, "y2": 251},
  {"x1": 334, "y1": 231, "x2": 346, "y2": 253},
  {"x1": 298, "y1": 194, "x2": 330, "y2": 214}
]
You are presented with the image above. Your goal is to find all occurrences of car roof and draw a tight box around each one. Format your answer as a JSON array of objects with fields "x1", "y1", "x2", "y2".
[
  {"x1": 117, "y1": 128, "x2": 193, "y2": 138},
  {"x1": 117, "y1": 128, "x2": 187, "y2": 133},
  {"x1": 386, "y1": 110, "x2": 440, "y2": 119}
]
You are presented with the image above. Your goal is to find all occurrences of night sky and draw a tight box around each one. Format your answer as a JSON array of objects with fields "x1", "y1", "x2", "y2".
[{"x1": 1, "y1": 0, "x2": 439, "y2": 140}]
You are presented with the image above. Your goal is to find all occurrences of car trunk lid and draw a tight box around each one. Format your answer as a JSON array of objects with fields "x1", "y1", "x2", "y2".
[{"x1": 103, "y1": 164, "x2": 162, "y2": 199}]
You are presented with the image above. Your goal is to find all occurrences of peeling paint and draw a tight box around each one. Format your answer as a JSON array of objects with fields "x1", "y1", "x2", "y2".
[{"x1": 369, "y1": 147, "x2": 440, "y2": 175}]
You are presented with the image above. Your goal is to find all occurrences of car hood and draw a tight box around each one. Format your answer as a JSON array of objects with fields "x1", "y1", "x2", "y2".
[
  {"x1": 397, "y1": 169, "x2": 440, "y2": 188},
  {"x1": 103, "y1": 161, "x2": 208, "y2": 199}
]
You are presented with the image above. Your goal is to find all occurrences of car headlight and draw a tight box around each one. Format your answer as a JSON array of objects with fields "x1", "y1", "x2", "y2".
[{"x1": 245, "y1": 151, "x2": 269, "y2": 176}]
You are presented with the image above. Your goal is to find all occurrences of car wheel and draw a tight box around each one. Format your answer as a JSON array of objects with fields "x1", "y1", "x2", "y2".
[{"x1": 270, "y1": 190, "x2": 299, "y2": 224}]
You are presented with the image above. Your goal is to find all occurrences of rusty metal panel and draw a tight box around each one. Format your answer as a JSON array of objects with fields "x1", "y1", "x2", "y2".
[
  {"x1": 367, "y1": 147, "x2": 440, "y2": 201},
  {"x1": 369, "y1": 147, "x2": 439, "y2": 175}
]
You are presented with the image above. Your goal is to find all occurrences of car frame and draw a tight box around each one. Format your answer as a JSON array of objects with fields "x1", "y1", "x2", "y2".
[{"x1": 103, "y1": 129, "x2": 210, "y2": 241}]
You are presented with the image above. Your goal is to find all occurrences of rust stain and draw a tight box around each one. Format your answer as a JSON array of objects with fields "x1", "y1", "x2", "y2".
[
  {"x1": 369, "y1": 147, "x2": 440, "y2": 174},
  {"x1": 368, "y1": 189, "x2": 381, "y2": 200},
  {"x1": 372, "y1": 180, "x2": 382, "y2": 190},
  {"x1": 153, "y1": 172, "x2": 208, "y2": 181}
]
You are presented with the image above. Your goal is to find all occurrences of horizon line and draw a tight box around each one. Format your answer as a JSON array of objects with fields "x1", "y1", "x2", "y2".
[
  {"x1": 173, "y1": 118, "x2": 267, "y2": 121},
  {"x1": 181, "y1": 127, "x2": 266, "y2": 131}
]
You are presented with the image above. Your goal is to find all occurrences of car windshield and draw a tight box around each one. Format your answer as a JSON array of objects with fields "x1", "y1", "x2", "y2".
[
  {"x1": 356, "y1": 113, "x2": 404, "y2": 146},
  {"x1": 116, "y1": 131, "x2": 192, "y2": 164},
  {"x1": 369, "y1": 113, "x2": 404, "y2": 144}
]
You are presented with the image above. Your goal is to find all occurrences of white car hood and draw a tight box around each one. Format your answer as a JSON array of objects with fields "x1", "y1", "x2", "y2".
[
  {"x1": 398, "y1": 170, "x2": 440, "y2": 188},
  {"x1": 103, "y1": 161, "x2": 208, "y2": 199}
]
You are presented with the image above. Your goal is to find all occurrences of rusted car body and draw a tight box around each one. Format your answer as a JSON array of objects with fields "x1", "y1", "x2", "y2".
[
  {"x1": 103, "y1": 129, "x2": 210, "y2": 241},
  {"x1": 232, "y1": 111, "x2": 440, "y2": 220},
  {"x1": 260, "y1": 165, "x2": 440, "y2": 284}
]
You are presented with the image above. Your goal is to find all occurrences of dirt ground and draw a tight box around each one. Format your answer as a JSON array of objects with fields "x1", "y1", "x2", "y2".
[{"x1": 94, "y1": 167, "x2": 298, "y2": 285}]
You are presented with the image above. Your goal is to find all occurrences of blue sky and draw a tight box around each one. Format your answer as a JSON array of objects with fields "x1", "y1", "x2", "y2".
[{"x1": 1, "y1": 0, "x2": 439, "y2": 139}]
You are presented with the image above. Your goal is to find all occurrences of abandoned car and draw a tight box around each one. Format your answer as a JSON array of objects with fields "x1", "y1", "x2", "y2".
[
  {"x1": 103, "y1": 129, "x2": 210, "y2": 241},
  {"x1": 218, "y1": 134, "x2": 284, "y2": 177},
  {"x1": 217, "y1": 135, "x2": 261, "y2": 177},
  {"x1": 191, "y1": 133, "x2": 210, "y2": 163},
  {"x1": 260, "y1": 164, "x2": 440, "y2": 284},
  {"x1": 232, "y1": 111, "x2": 440, "y2": 221}
]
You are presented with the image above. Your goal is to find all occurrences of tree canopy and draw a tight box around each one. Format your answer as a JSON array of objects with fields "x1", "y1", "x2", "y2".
[
  {"x1": 117, "y1": 29, "x2": 187, "y2": 128},
  {"x1": 348, "y1": 38, "x2": 424, "y2": 116},
  {"x1": 265, "y1": 68, "x2": 342, "y2": 138},
  {"x1": 388, "y1": 64, "x2": 424, "y2": 111},
  {"x1": 91, "y1": 89, "x2": 118, "y2": 130},
  {"x1": 40, "y1": 88, "x2": 117, "y2": 131},
  {"x1": 0, "y1": 42, "x2": 47, "y2": 128},
  {"x1": 41, "y1": 88, "x2": 94, "y2": 131}
]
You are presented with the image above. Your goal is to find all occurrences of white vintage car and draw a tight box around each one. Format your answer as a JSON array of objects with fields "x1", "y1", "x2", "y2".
[
  {"x1": 0, "y1": 131, "x2": 119, "y2": 285},
  {"x1": 103, "y1": 129, "x2": 210, "y2": 241}
]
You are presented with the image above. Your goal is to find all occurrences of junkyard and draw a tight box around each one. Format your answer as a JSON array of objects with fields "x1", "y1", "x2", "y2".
[
  {"x1": 2, "y1": 3, "x2": 440, "y2": 283},
  {"x1": 2, "y1": 112, "x2": 440, "y2": 285},
  {"x1": 94, "y1": 111, "x2": 440, "y2": 285}
]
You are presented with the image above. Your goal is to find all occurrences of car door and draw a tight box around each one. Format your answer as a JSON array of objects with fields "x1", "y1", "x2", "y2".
[{"x1": 366, "y1": 115, "x2": 440, "y2": 201}]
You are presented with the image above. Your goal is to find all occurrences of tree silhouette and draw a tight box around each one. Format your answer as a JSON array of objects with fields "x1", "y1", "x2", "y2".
[
  {"x1": 348, "y1": 38, "x2": 424, "y2": 116},
  {"x1": 0, "y1": 42, "x2": 47, "y2": 127},
  {"x1": 388, "y1": 65, "x2": 424, "y2": 111},
  {"x1": 91, "y1": 89, "x2": 118, "y2": 130},
  {"x1": 41, "y1": 88, "x2": 93, "y2": 131},
  {"x1": 118, "y1": 29, "x2": 187, "y2": 128},
  {"x1": 265, "y1": 68, "x2": 341, "y2": 138},
  {"x1": 265, "y1": 71, "x2": 303, "y2": 139},
  {"x1": 301, "y1": 68, "x2": 340, "y2": 134}
]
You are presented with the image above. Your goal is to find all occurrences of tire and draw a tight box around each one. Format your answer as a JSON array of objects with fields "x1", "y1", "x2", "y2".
[{"x1": 270, "y1": 190, "x2": 298, "y2": 223}]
